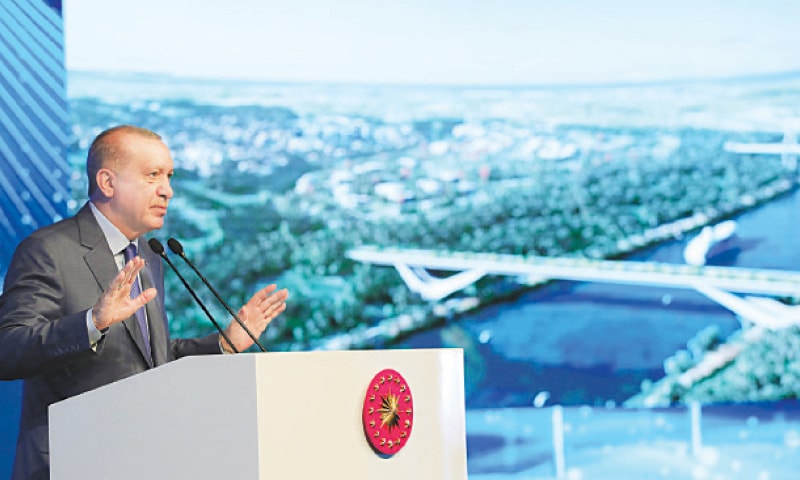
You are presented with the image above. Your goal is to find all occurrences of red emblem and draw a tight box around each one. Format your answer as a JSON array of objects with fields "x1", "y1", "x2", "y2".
[{"x1": 362, "y1": 368, "x2": 414, "y2": 455}]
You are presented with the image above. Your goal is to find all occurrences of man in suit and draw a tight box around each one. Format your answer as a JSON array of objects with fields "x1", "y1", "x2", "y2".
[{"x1": 0, "y1": 125, "x2": 289, "y2": 479}]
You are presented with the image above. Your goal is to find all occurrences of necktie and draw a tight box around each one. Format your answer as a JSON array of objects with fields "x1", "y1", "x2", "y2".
[{"x1": 123, "y1": 243, "x2": 152, "y2": 361}]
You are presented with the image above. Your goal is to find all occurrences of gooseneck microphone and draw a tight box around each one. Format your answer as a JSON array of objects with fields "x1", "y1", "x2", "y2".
[
  {"x1": 167, "y1": 238, "x2": 267, "y2": 352},
  {"x1": 147, "y1": 238, "x2": 239, "y2": 354}
]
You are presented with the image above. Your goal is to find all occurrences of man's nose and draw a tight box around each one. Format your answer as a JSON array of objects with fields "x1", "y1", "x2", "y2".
[{"x1": 158, "y1": 180, "x2": 173, "y2": 199}]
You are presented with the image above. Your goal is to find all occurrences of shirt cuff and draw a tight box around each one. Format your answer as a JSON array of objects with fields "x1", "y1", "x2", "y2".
[
  {"x1": 86, "y1": 310, "x2": 104, "y2": 347},
  {"x1": 219, "y1": 336, "x2": 234, "y2": 354}
]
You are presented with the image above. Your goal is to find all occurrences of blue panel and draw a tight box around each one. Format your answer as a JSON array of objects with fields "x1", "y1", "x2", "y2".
[
  {"x1": 0, "y1": 1, "x2": 66, "y2": 477},
  {"x1": 0, "y1": 0, "x2": 68, "y2": 276}
]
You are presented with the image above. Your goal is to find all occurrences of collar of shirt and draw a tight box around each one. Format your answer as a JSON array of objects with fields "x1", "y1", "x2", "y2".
[{"x1": 88, "y1": 201, "x2": 138, "y2": 267}]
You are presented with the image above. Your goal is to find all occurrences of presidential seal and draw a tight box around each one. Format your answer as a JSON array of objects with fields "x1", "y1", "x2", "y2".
[{"x1": 362, "y1": 368, "x2": 414, "y2": 456}]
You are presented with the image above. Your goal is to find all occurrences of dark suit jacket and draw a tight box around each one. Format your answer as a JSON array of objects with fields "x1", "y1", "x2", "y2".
[{"x1": 0, "y1": 203, "x2": 221, "y2": 480}]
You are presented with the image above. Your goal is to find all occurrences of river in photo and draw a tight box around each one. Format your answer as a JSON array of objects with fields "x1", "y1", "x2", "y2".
[{"x1": 396, "y1": 187, "x2": 800, "y2": 408}]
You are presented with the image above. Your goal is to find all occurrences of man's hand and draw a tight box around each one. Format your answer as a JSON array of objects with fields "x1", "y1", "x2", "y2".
[
  {"x1": 221, "y1": 284, "x2": 289, "y2": 353},
  {"x1": 91, "y1": 257, "x2": 156, "y2": 331}
]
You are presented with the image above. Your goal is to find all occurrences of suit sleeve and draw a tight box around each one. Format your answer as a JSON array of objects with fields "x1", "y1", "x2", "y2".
[
  {"x1": 170, "y1": 333, "x2": 222, "y2": 359},
  {"x1": 0, "y1": 236, "x2": 94, "y2": 380}
]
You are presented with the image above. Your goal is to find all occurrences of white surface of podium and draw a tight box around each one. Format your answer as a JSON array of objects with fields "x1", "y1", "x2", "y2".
[{"x1": 49, "y1": 349, "x2": 467, "y2": 480}]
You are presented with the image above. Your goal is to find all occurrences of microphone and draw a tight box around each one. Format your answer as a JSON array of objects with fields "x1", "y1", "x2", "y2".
[
  {"x1": 167, "y1": 237, "x2": 267, "y2": 352},
  {"x1": 147, "y1": 238, "x2": 239, "y2": 354}
]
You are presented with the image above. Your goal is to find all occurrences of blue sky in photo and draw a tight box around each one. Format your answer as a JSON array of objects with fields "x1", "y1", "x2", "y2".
[{"x1": 64, "y1": 0, "x2": 800, "y2": 86}]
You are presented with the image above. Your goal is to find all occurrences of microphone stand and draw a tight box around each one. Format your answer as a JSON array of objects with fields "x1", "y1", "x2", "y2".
[
  {"x1": 167, "y1": 238, "x2": 267, "y2": 352},
  {"x1": 147, "y1": 238, "x2": 239, "y2": 353}
]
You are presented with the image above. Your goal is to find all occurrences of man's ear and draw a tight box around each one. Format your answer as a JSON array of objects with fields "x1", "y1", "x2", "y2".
[{"x1": 96, "y1": 168, "x2": 115, "y2": 197}]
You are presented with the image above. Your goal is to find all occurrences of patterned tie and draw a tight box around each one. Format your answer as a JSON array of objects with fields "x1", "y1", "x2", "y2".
[{"x1": 123, "y1": 243, "x2": 151, "y2": 361}]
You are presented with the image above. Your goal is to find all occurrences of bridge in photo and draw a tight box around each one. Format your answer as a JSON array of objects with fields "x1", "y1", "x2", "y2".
[
  {"x1": 347, "y1": 246, "x2": 800, "y2": 299},
  {"x1": 347, "y1": 246, "x2": 800, "y2": 329},
  {"x1": 724, "y1": 122, "x2": 800, "y2": 172}
]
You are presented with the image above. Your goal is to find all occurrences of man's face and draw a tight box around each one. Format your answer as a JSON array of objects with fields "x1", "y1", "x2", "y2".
[{"x1": 105, "y1": 135, "x2": 175, "y2": 240}]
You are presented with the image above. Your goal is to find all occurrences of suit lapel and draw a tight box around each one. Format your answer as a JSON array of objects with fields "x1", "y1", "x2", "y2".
[
  {"x1": 78, "y1": 204, "x2": 118, "y2": 295},
  {"x1": 139, "y1": 241, "x2": 168, "y2": 367}
]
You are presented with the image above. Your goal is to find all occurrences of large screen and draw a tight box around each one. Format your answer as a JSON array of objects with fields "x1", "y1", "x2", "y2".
[
  {"x1": 60, "y1": 0, "x2": 800, "y2": 409},
  {"x1": 3, "y1": 0, "x2": 800, "y2": 477}
]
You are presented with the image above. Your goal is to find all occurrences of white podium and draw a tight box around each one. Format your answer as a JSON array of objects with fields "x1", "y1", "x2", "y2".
[{"x1": 49, "y1": 349, "x2": 467, "y2": 480}]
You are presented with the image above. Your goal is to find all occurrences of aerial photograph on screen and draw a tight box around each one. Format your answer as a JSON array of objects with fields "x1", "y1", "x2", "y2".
[{"x1": 4, "y1": 0, "x2": 800, "y2": 477}]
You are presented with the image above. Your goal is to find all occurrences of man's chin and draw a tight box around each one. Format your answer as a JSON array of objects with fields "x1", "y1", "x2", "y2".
[{"x1": 148, "y1": 218, "x2": 166, "y2": 231}]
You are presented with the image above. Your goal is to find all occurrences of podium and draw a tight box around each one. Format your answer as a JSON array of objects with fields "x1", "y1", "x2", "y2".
[{"x1": 49, "y1": 349, "x2": 467, "y2": 480}]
